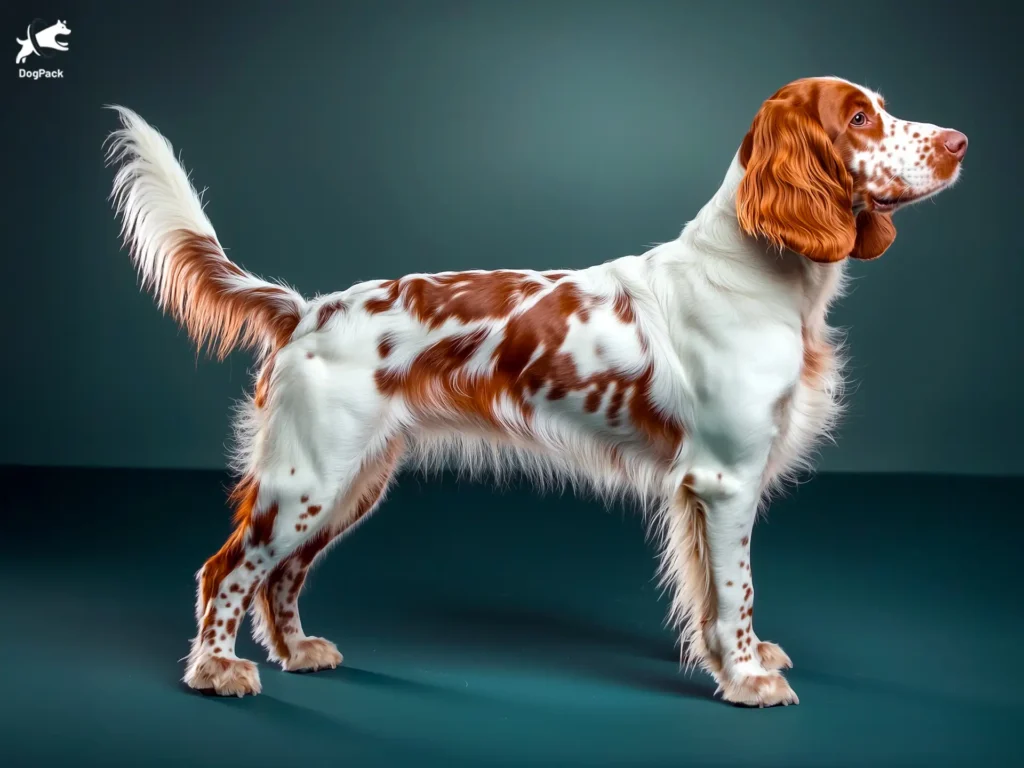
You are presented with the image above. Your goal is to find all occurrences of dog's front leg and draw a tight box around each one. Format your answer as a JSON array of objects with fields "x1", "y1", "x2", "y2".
[
  {"x1": 697, "y1": 469, "x2": 797, "y2": 706},
  {"x1": 662, "y1": 468, "x2": 797, "y2": 707}
]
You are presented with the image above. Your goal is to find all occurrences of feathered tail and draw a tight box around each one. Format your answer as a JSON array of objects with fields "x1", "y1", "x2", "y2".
[{"x1": 105, "y1": 106, "x2": 305, "y2": 360}]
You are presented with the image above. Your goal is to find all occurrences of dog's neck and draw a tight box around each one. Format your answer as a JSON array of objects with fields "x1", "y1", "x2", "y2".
[
  {"x1": 678, "y1": 153, "x2": 750, "y2": 257},
  {"x1": 673, "y1": 152, "x2": 849, "y2": 332}
]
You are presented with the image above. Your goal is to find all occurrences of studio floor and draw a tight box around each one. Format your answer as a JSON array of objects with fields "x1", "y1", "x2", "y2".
[{"x1": 1, "y1": 467, "x2": 1020, "y2": 767}]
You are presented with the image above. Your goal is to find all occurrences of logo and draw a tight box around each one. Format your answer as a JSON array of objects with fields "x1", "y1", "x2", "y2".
[{"x1": 15, "y1": 19, "x2": 69, "y2": 79}]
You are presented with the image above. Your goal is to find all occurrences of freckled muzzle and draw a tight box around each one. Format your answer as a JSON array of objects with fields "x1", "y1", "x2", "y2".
[{"x1": 867, "y1": 126, "x2": 967, "y2": 212}]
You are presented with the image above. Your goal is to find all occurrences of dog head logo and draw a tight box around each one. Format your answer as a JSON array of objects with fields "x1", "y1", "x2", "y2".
[{"x1": 15, "y1": 19, "x2": 70, "y2": 65}]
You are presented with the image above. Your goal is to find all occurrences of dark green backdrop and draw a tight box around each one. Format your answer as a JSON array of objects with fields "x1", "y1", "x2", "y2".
[
  {"x1": 4, "y1": 4, "x2": 1023, "y2": 766},
  {"x1": 2, "y1": 0, "x2": 1020, "y2": 474}
]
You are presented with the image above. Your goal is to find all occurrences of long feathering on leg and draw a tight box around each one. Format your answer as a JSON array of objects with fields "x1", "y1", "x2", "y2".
[{"x1": 656, "y1": 486, "x2": 718, "y2": 675}]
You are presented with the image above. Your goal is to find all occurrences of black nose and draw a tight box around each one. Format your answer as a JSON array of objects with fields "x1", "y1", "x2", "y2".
[{"x1": 940, "y1": 130, "x2": 968, "y2": 161}]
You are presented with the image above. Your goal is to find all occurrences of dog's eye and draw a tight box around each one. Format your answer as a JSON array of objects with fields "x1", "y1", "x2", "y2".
[{"x1": 850, "y1": 112, "x2": 868, "y2": 127}]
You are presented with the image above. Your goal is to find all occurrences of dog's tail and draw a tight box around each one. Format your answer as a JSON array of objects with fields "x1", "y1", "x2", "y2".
[{"x1": 105, "y1": 106, "x2": 306, "y2": 360}]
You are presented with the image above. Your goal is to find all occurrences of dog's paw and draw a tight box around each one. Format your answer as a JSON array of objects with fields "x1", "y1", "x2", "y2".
[
  {"x1": 282, "y1": 637, "x2": 343, "y2": 673},
  {"x1": 185, "y1": 655, "x2": 262, "y2": 697},
  {"x1": 718, "y1": 670, "x2": 799, "y2": 708},
  {"x1": 756, "y1": 641, "x2": 793, "y2": 671}
]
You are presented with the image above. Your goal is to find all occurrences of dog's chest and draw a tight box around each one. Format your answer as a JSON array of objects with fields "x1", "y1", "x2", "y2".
[
  {"x1": 662, "y1": 272, "x2": 809, "y2": 459},
  {"x1": 689, "y1": 314, "x2": 802, "y2": 412}
]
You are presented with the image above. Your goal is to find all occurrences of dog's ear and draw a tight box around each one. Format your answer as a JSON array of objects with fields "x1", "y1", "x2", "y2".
[
  {"x1": 850, "y1": 211, "x2": 896, "y2": 260},
  {"x1": 736, "y1": 99, "x2": 857, "y2": 264}
]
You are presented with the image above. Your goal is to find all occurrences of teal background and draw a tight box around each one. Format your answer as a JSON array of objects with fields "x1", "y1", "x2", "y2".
[
  {"x1": 3, "y1": 467, "x2": 1022, "y2": 767},
  {"x1": 2, "y1": 3, "x2": 1023, "y2": 767},
  {"x1": 1, "y1": 0, "x2": 1021, "y2": 475}
]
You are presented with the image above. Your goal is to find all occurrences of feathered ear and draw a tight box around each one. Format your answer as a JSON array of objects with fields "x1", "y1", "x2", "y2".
[
  {"x1": 736, "y1": 99, "x2": 857, "y2": 263},
  {"x1": 850, "y1": 211, "x2": 896, "y2": 260}
]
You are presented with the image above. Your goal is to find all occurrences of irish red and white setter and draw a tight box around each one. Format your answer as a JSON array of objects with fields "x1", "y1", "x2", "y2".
[{"x1": 107, "y1": 76, "x2": 966, "y2": 707}]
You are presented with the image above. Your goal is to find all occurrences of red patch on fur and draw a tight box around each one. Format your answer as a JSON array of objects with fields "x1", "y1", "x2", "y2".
[
  {"x1": 365, "y1": 271, "x2": 565, "y2": 326},
  {"x1": 316, "y1": 300, "x2": 347, "y2": 330},
  {"x1": 254, "y1": 357, "x2": 275, "y2": 409},
  {"x1": 373, "y1": 280, "x2": 683, "y2": 462}
]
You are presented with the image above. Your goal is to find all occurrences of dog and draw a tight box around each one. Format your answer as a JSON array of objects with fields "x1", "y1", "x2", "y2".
[
  {"x1": 106, "y1": 76, "x2": 966, "y2": 707},
  {"x1": 15, "y1": 19, "x2": 70, "y2": 65}
]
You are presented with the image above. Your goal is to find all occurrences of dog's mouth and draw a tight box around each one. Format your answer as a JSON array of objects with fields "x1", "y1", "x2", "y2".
[
  {"x1": 867, "y1": 171, "x2": 960, "y2": 213},
  {"x1": 869, "y1": 188, "x2": 938, "y2": 213},
  {"x1": 869, "y1": 194, "x2": 912, "y2": 213},
  {"x1": 871, "y1": 184, "x2": 957, "y2": 212}
]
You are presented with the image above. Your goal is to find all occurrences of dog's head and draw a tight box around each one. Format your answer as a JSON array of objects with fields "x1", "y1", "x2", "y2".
[
  {"x1": 48, "y1": 20, "x2": 71, "y2": 46},
  {"x1": 736, "y1": 76, "x2": 967, "y2": 263}
]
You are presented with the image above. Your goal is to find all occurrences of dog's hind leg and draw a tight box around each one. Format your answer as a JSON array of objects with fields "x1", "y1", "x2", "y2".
[
  {"x1": 183, "y1": 426, "x2": 399, "y2": 696},
  {"x1": 252, "y1": 438, "x2": 405, "y2": 672}
]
